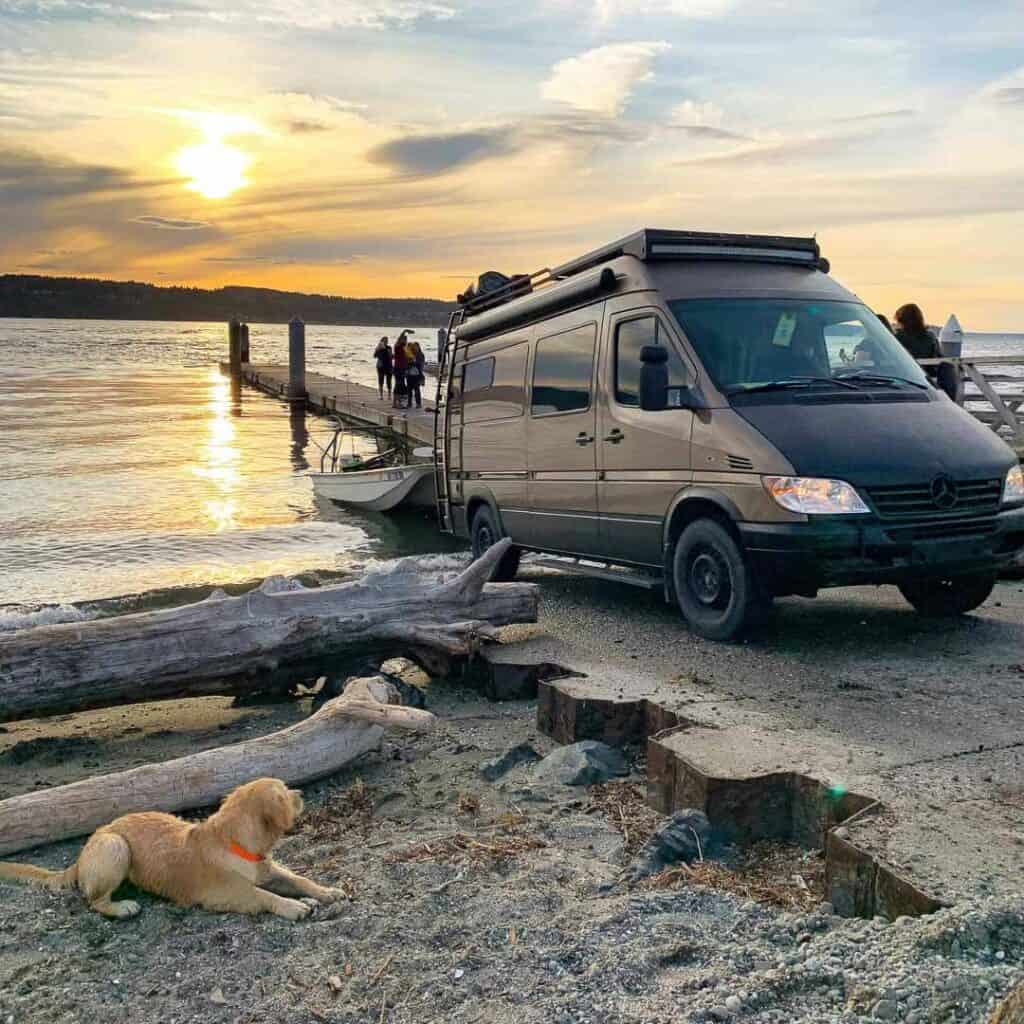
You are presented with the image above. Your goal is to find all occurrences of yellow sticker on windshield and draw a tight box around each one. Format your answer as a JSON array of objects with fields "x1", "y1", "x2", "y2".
[{"x1": 772, "y1": 312, "x2": 798, "y2": 347}]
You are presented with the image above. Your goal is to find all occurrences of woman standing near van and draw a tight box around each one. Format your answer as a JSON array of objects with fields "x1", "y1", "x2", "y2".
[
  {"x1": 374, "y1": 336, "x2": 393, "y2": 400},
  {"x1": 895, "y1": 303, "x2": 957, "y2": 400}
]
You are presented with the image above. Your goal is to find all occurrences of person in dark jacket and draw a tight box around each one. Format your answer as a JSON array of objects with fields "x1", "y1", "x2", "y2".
[
  {"x1": 374, "y1": 337, "x2": 393, "y2": 400},
  {"x1": 392, "y1": 334, "x2": 409, "y2": 408},
  {"x1": 405, "y1": 341, "x2": 426, "y2": 409},
  {"x1": 894, "y1": 303, "x2": 958, "y2": 400}
]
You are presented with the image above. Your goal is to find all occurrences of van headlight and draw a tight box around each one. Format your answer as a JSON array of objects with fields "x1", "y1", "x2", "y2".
[
  {"x1": 1004, "y1": 464, "x2": 1024, "y2": 505},
  {"x1": 763, "y1": 476, "x2": 870, "y2": 515}
]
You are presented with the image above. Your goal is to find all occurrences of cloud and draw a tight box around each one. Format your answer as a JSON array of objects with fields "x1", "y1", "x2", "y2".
[
  {"x1": 675, "y1": 124, "x2": 751, "y2": 140},
  {"x1": 594, "y1": 0, "x2": 734, "y2": 24},
  {"x1": 0, "y1": 148, "x2": 173, "y2": 202},
  {"x1": 0, "y1": 0, "x2": 457, "y2": 29},
  {"x1": 671, "y1": 99, "x2": 724, "y2": 128},
  {"x1": 672, "y1": 131, "x2": 868, "y2": 169},
  {"x1": 993, "y1": 87, "x2": 1024, "y2": 106},
  {"x1": 287, "y1": 119, "x2": 332, "y2": 134},
  {"x1": 835, "y1": 108, "x2": 916, "y2": 123},
  {"x1": 159, "y1": 109, "x2": 269, "y2": 139},
  {"x1": 541, "y1": 41, "x2": 671, "y2": 117},
  {"x1": 134, "y1": 215, "x2": 212, "y2": 230},
  {"x1": 367, "y1": 128, "x2": 515, "y2": 175},
  {"x1": 667, "y1": 99, "x2": 752, "y2": 140},
  {"x1": 202, "y1": 251, "x2": 362, "y2": 266}
]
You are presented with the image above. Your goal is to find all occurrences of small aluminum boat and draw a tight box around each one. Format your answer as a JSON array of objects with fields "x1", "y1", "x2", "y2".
[{"x1": 309, "y1": 463, "x2": 436, "y2": 512}]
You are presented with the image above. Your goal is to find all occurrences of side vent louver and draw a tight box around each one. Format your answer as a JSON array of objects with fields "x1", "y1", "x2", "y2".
[{"x1": 726, "y1": 454, "x2": 754, "y2": 471}]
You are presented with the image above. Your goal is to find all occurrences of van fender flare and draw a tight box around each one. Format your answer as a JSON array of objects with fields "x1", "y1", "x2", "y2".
[
  {"x1": 463, "y1": 487, "x2": 507, "y2": 538},
  {"x1": 661, "y1": 487, "x2": 745, "y2": 550},
  {"x1": 661, "y1": 487, "x2": 747, "y2": 604}
]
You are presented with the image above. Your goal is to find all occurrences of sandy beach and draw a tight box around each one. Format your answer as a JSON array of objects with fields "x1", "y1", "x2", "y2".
[{"x1": 3, "y1": 569, "x2": 1024, "y2": 1023}]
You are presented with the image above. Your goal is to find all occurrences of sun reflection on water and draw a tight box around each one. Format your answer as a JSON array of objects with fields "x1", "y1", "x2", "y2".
[{"x1": 193, "y1": 371, "x2": 241, "y2": 532}]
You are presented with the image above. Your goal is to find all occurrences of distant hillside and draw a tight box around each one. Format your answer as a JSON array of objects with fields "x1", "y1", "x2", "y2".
[{"x1": 0, "y1": 275, "x2": 456, "y2": 326}]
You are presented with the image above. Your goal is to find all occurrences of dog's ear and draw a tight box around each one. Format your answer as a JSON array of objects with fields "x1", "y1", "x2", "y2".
[{"x1": 261, "y1": 786, "x2": 295, "y2": 837}]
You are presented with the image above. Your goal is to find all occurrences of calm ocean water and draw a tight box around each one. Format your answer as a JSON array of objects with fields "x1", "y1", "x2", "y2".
[
  {"x1": 1, "y1": 318, "x2": 1021, "y2": 618},
  {"x1": 0, "y1": 318, "x2": 454, "y2": 617}
]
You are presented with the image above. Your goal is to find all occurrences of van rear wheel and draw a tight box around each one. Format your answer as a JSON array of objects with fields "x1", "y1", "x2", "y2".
[
  {"x1": 672, "y1": 518, "x2": 769, "y2": 642},
  {"x1": 470, "y1": 506, "x2": 520, "y2": 582},
  {"x1": 898, "y1": 573, "x2": 996, "y2": 617}
]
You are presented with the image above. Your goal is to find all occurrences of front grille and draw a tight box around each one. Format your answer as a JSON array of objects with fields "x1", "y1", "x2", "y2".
[
  {"x1": 866, "y1": 478, "x2": 1002, "y2": 520},
  {"x1": 884, "y1": 517, "x2": 997, "y2": 543}
]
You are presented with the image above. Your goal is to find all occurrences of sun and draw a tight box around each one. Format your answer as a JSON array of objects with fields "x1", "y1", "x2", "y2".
[{"x1": 176, "y1": 138, "x2": 249, "y2": 200}]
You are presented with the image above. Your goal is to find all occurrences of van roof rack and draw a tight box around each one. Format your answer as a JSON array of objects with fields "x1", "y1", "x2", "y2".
[
  {"x1": 457, "y1": 228, "x2": 825, "y2": 320},
  {"x1": 553, "y1": 228, "x2": 823, "y2": 278}
]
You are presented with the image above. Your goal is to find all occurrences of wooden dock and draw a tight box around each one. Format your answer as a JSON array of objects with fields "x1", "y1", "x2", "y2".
[{"x1": 225, "y1": 362, "x2": 435, "y2": 446}]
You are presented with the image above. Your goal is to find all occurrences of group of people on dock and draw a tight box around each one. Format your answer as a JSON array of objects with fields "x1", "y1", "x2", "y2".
[{"x1": 374, "y1": 331, "x2": 426, "y2": 409}]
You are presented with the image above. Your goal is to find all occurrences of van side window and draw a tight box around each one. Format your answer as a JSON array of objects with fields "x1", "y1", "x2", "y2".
[
  {"x1": 463, "y1": 357, "x2": 494, "y2": 394},
  {"x1": 531, "y1": 324, "x2": 596, "y2": 416},
  {"x1": 463, "y1": 344, "x2": 527, "y2": 422},
  {"x1": 615, "y1": 317, "x2": 688, "y2": 407}
]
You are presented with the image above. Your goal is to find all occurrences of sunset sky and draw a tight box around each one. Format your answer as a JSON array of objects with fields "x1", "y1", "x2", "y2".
[{"x1": 2, "y1": 1, "x2": 1023, "y2": 328}]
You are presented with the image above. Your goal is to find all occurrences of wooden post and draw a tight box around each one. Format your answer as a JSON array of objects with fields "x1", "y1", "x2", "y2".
[
  {"x1": 228, "y1": 319, "x2": 242, "y2": 378},
  {"x1": 240, "y1": 323, "x2": 250, "y2": 364},
  {"x1": 288, "y1": 316, "x2": 306, "y2": 399},
  {"x1": 437, "y1": 326, "x2": 447, "y2": 363}
]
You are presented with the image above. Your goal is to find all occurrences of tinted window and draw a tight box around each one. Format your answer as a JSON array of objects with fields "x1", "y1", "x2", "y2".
[
  {"x1": 531, "y1": 325, "x2": 595, "y2": 415},
  {"x1": 463, "y1": 345, "x2": 527, "y2": 422},
  {"x1": 615, "y1": 317, "x2": 690, "y2": 407},
  {"x1": 668, "y1": 298, "x2": 928, "y2": 394},
  {"x1": 464, "y1": 357, "x2": 494, "y2": 394}
]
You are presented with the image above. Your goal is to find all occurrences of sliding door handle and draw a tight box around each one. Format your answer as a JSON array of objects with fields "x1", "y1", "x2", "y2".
[
  {"x1": 575, "y1": 432, "x2": 595, "y2": 446},
  {"x1": 604, "y1": 428, "x2": 625, "y2": 444}
]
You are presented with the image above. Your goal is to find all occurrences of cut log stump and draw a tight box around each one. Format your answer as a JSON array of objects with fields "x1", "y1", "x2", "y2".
[
  {"x1": 0, "y1": 674, "x2": 432, "y2": 857},
  {"x1": 0, "y1": 540, "x2": 537, "y2": 723}
]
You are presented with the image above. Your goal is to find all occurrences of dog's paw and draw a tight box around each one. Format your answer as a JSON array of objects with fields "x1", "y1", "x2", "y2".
[
  {"x1": 277, "y1": 897, "x2": 314, "y2": 922},
  {"x1": 316, "y1": 887, "x2": 348, "y2": 905},
  {"x1": 112, "y1": 900, "x2": 141, "y2": 919}
]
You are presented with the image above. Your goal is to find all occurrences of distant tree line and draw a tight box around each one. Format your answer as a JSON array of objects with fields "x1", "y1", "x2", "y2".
[{"x1": 0, "y1": 275, "x2": 457, "y2": 326}]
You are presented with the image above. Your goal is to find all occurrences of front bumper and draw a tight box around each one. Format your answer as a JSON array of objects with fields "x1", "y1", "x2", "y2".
[{"x1": 738, "y1": 505, "x2": 1024, "y2": 594}]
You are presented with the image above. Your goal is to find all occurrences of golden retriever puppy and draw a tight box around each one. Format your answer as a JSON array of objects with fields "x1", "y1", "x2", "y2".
[{"x1": 0, "y1": 777, "x2": 344, "y2": 921}]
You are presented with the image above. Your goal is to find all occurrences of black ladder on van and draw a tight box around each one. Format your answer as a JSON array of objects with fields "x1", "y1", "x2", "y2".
[{"x1": 433, "y1": 309, "x2": 464, "y2": 534}]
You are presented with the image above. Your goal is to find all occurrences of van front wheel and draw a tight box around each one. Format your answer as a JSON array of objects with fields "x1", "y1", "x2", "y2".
[
  {"x1": 470, "y1": 506, "x2": 521, "y2": 582},
  {"x1": 898, "y1": 574, "x2": 995, "y2": 617},
  {"x1": 672, "y1": 519, "x2": 769, "y2": 641}
]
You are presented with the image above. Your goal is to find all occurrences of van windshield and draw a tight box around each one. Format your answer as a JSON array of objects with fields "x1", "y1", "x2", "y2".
[{"x1": 667, "y1": 298, "x2": 930, "y2": 396}]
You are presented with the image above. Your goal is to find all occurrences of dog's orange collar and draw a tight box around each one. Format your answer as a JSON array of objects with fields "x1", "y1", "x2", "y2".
[{"x1": 228, "y1": 841, "x2": 264, "y2": 863}]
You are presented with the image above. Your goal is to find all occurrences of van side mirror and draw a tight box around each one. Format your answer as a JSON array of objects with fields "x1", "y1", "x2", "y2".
[
  {"x1": 639, "y1": 345, "x2": 668, "y2": 411},
  {"x1": 639, "y1": 345, "x2": 701, "y2": 411}
]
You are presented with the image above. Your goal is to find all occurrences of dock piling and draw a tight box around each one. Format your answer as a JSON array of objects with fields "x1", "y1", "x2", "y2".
[
  {"x1": 288, "y1": 316, "x2": 306, "y2": 399},
  {"x1": 240, "y1": 323, "x2": 250, "y2": 364},
  {"x1": 228, "y1": 319, "x2": 242, "y2": 378}
]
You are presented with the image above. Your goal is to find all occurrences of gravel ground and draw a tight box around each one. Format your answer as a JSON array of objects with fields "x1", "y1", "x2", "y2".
[{"x1": 1, "y1": 675, "x2": 1022, "y2": 1024}]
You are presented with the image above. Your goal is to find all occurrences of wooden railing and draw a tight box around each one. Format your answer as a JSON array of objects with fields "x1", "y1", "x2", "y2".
[{"x1": 918, "y1": 355, "x2": 1024, "y2": 449}]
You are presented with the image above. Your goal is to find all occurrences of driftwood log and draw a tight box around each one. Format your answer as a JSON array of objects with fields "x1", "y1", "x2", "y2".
[
  {"x1": 0, "y1": 540, "x2": 536, "y2": 723},
  {"x1": 0, "y1": 674, "x2": 433, "y2": 857}
]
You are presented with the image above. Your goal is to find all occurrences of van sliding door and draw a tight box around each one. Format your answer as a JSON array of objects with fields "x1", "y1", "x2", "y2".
[{"x1": 522, "y1": 318, "x2": 599, "y2": 554}]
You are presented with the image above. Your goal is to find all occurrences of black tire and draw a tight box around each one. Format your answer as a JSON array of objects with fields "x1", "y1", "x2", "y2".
[
  {"x1": 671, "y1": 518, "x2": 769, "y2": 641},
  {"x1": 898, "y1": 573, "x2": 996, "y2": 617},
  {"x1": 470, "y1": 505, "x2": 521, "y2": 582}
]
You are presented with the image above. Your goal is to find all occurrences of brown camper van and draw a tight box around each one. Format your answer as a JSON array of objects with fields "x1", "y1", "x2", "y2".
[{"x1": 433, "y1": 230, "x2": 1024, "y2": 640}]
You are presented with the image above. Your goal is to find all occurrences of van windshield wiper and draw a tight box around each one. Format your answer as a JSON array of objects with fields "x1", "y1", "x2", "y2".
[
  {"x1": 727, "y1": 376, "x2": 861, "y2": 396},
  {"x1": 834, "y1": 371, "x2": 930, "y2": 391}
]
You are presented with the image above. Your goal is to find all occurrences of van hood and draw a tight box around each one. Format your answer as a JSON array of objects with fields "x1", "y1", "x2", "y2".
[{"x1": 735, "y1": 398, "x2": 1016, "y2": 485}]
